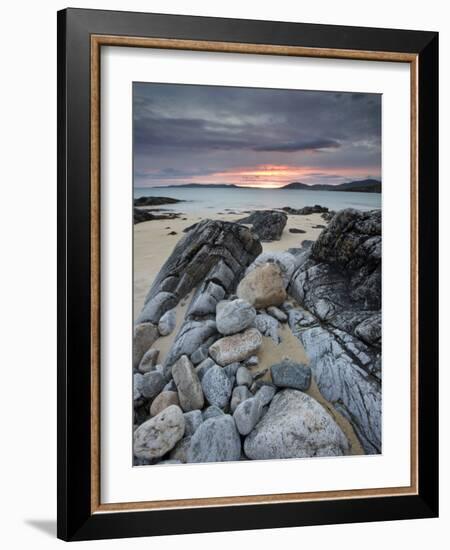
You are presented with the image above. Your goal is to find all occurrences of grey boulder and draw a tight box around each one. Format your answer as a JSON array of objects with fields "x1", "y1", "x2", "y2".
[
  {"x1": 194, "y1": 357, "x2": 216, "y2": 381},
  {"x1": 133, "y1": 322, "x2": 159, "y2": 368},
  {"x1": 134, "y1": 405, "x2": 185, "y2": 460},
  {"x1": 216, "y1": 299, "x2": 256, "y2": 336},
  {"x1": 202, "y1": 405, "x2": 225, "y2": 420},
  {"x1": 233, "y1": 397, "x2": 263, "y2": 435},
  {"x1": 201, "y1": 365, "x2": 232, "y2": 409},
  {"x1": 138, "y1": 348, "x2": 159, "y2": 373},
  {"x1": 172, "y1": 355, "x2": 204, "y2": 411},
  {"x1": 236, "y1": 366, "x2": 253, "y2": 388},
  {"x1": 254, "y1": 384, "x2": 276, "y2": 406},
  {"x1": 150, "y1": 390, "x2": 179, "y2": 417},
  {"x1": 244, "y1": 390, "x2": 350, "y2": 459},
  {"x1": 183, "y1": 410, "x2": 203, "y2": 436},
  {"x1": 141, "y1": 371, "x2": 166, "y2": 399},
  {"x1": 158, "y1": 308, "x2": 177, "y2": 336},
  {"x1": 271, "y1": 360, "x2": 312, "y2": 391},
  {"x1": 230, "y1": 385, "x2": 252, "y2": 413},
  {"x1": 187, "y1": 415, "x2": 241, "y2": 463}
]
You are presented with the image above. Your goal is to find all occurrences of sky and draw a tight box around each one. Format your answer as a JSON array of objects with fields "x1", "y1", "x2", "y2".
[{"x1": 133, "y1": 82, "x2": 381, "y2": 189}]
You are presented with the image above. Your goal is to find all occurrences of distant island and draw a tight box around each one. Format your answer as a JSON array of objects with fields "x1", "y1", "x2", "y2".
[
  {"x1": 152, "y1": 179, "x2": 381, "y2": 193},
  {"x1": 281, "y1": 178, "x2": 381, "y2": 193}
]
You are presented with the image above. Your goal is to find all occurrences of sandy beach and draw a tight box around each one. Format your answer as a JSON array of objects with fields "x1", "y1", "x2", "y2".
[{"x1": 134, "y1": 211, "x2": 326, "y2": 315}]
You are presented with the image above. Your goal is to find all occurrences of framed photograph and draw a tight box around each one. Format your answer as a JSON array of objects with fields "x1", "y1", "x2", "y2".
[{"x1": 57, "y1": 8, "x2": 438, "y2": 541}]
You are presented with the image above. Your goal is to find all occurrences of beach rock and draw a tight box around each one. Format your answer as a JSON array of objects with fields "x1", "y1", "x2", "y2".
[
  {"x1": 201, "y1": 365, "x2": 232, "y2": 409},
  {"x1": 289, "y1": 228, "x2": 306, "y2": 234},
  {"x1": 138, "y1": 348, "x2": 159, "y2": 373},
  {"x1": 133, "y1": 323, "x2": 159, "y2": 368},
  {"x1": 267, "y1": 306, "x2": 288, "y2": 323},
  {"x1": 237, "y1": 263, "x2": 286, "y2": 308},
  {"x1": 141, "y1": 371, "x2": 166, "y2": 399},
  {"x1": 237, "y1": 210, "x2": 287, "y2": 242},
  {"x1": 137, "y1": 292, "x2": 178, "y2": 325},
  {"x1": 209, "y1": 328, "x2": 262, "y2": 366},
  {"x1": 245, "y1": 251, "x2": 298, "y2": 289},
  {"x1": 245, "y1": 355, "x2": 259, "y2": 367},
  {"x1": 230, "y1": 385, "x2": 252, "y2": 413},
  {"x1": 194, "y1": 357, "x2": 215, "y2": 381},
  {"x1": 289, "y1": 209, "x2": 381, "y2": 454},
  {"x1": 216, "y1": 299, "x2": 256, "y2": 335},
  {"x1": 190, "y1": 345, "x2": 209, "y2": 365},
  {"x1": 254, "y1": 313, "x2": 280, "y2": 343},
  {"x1": 158, "y1": 308, "x2": 176, "y2": 336},
  {"x1": 133, "y1": 373, "x2": 144, "y2": 402},
  {"x1": 183, "y1": 410, "x2": 203, "y2": 436},
  {"x1": 311, "y1": 208, "x2": 381, "y2": 309},
  {"x1": 254, "y1": 384, "x2": 276, "y2": 406},
  {"x1": 282, "y1": 205, "x2": 329, "y2": 215},
  {"x1": 287, "y1": 208, "x2": 382, "y2": 453},
  {"x1": 202, "y1": 405, "x2": 225, "y2": 420},
  {"x1": 236, "y1": 366, "x2": 253, "y2": 388},
  {"x1": 187, "y1": 415, "x2": 241, "y2": 463},
  {"x1": 134, "y1": 405, "x2": 185, "y2": 460},
  {"x1": 187, "y1": 281, "x2": 226, "y2": 317},
  {"x1": 164, "y1": 320, "x2": 217, "y2": 372},
  {"x1": 150, "y1": 391, "x2": 179, "y2": 417},
  {"x1": 223, "y1": 362, "x2": 241, "y2": 383},
  {"x1": 134, "y1": 196, "x2": 184, "y2": 206},
  {"x1": 169, "y1": 436, "x2": 191, "y2": 463},
  {"x1": 271, "y1": 360, "x2": 312, "y2": 391},
  {"x1": 172, "y1": 355, "x2": 204, "y2": 412},
  {"x1": 142, "y1": 219, "x2": 261, "y2": 307},
  {"x1": 233, "y1": 397, "x2": 263, "y2": 435},
  {"x1": 244, "y1": 390, "x2": 349, "y2": 459},
  {"x1": 134, "y1": 208, "x2": 182, "y2": 224},
  {"x1": 245, "y1": 251, "x2": 299, "y2": 288},
  {"x1": 163, "y1": 379, "x2": 177, "y2": 392},
  {"x1": 296, "y1": 324, "x2": 381, "y2": 453}
]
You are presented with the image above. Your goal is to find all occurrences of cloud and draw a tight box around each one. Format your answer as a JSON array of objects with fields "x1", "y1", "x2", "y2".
[
  {"x1": 253, "y1": 138, "x2": 341, "y2": 152},
  {"x1": 133, "y1": 83, "x2": 381, "y2": 186}
]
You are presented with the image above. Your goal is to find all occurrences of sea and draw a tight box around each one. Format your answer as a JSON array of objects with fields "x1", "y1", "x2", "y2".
[{"x1": 134, "y1": 186, "x2": 381, "y2": 215}]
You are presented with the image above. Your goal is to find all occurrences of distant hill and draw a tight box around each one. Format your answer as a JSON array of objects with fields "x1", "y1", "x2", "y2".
[{"x1": 281, "y1": 179, "x2": 381, "y2": 193}]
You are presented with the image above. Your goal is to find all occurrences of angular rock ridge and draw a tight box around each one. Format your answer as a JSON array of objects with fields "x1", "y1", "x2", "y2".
[
  {"x1": 287, "y1": 209, "x2": 382, "y2": 454},
  {"x1": 136, "y1": 220, "x2": 262, "y2": 371},
  {"x1": 143, "y1": 219, "x2": 262, "y2": 311}
]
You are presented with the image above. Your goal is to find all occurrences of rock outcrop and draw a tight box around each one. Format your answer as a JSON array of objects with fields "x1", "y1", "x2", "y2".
[
  {"x1": 237, "y1": 210, "x2": 287, "y2": 241},
  {"x1": 287, "y1": 209, "x2": 382, "y2": 453},
  {"x1": 134, "y1": 196, "x2": 184, "y2": 206},
  {"x1": 281, "y1": 205, "x2": 329, "y2": 215}
]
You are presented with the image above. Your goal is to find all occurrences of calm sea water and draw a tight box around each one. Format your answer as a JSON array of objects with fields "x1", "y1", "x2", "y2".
[{"x1": 134, "y1": 186, "x2": 381, "y2": 215}]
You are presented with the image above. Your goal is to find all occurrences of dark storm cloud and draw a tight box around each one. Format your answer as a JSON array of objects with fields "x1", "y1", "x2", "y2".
[
  {"x1": 133, "y1": 82, "x2": 381, "y2": 186},
  {"x1": 253, "y1": 138, "x2": 341, "y2": 152}
]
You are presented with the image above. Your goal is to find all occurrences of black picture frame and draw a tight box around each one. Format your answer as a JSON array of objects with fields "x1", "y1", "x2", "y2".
[{"x1": 57, "y1": 7, "x2": 438, "y2": 541}]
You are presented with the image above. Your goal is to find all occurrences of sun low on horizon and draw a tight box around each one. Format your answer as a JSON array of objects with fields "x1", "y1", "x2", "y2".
[{"x1": 133, "y1": 82, "x2": 381, "y2": 189}]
